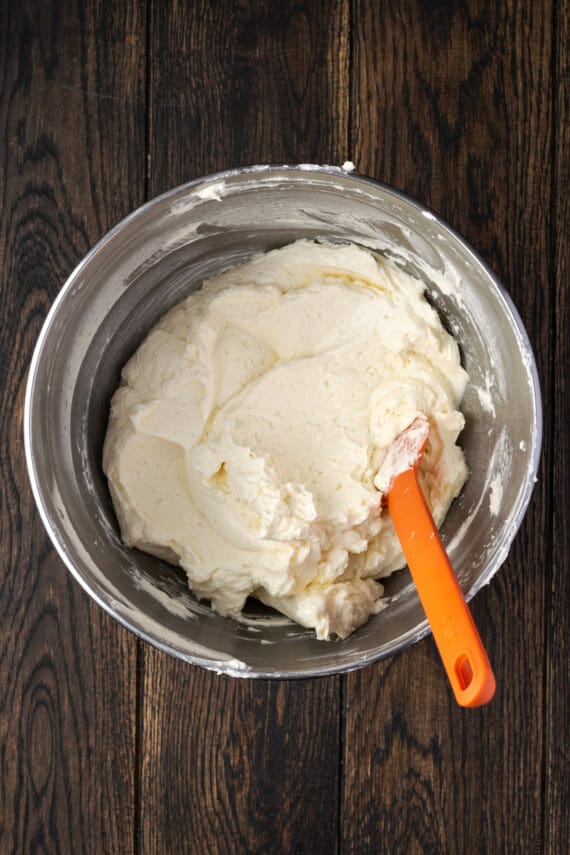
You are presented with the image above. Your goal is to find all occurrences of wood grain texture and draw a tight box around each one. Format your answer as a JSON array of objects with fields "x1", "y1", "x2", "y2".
[
  {"x1": 547, "y1": 0, "x2": 570, "y2": 850},
  {"x1": 0, "y1": 1, "x2": 146, "y2": 852},
  {"x1": 345, "y1": 2, "x2": 553, "y2": 852},
  {"x1": 141, "y1": 663, "x2": 340, "y2": 854},
  {"x1": 149, "y1": 0, "x2": 350, "y2": 192},
  {"x1": 141, "y1": 2, "x2": 349, "y2": 853}
]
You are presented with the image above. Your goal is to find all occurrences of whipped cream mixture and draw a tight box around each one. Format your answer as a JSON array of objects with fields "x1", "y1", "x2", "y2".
[{"x1": 104, "y1": 241, "x2": 468, "y2": 639}]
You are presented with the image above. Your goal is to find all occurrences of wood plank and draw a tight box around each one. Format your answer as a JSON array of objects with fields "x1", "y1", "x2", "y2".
[
  {"x1": 345, "y1": 2, "x2": 553, "y2": 852},
  {"x1": 0, "y1": 1, "x2": 146, "y2": 851},
  {"x1": 547, "y1": 0, "x2": 570, "y2": 849},
  {"x1": 142, "y1": 663, "x2": 341, "y2": 854},
  {"x1": 141, "y1": 2, "x2": 349, "y2": 852},
  {"x1": 148, "y1": 0, "x2": 350, "y2": 193}
]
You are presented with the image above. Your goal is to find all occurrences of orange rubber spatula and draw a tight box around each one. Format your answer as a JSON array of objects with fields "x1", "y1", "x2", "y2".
[{"x1": 384, "y1": 415, "x2": 496, "y2": 707}]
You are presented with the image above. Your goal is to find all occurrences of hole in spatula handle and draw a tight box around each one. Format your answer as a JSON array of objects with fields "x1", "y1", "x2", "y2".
[{"x1": 455, "y1": 654, "x2": 474, "y2": 691}]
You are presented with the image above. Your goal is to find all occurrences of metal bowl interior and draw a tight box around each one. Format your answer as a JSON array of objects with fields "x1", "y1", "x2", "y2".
[{"x1": 24, "y1": 166, "x2": 542, "y2": 677}]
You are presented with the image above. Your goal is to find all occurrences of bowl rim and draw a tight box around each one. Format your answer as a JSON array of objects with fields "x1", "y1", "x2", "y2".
[{"x1": 23, "y1": 163, "x2": 543, "y2": 678}]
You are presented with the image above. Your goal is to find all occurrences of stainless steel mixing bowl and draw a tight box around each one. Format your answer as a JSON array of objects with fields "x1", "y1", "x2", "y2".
[{"x1": 24, "y1": 165, "x2": 541, "y2": 677}]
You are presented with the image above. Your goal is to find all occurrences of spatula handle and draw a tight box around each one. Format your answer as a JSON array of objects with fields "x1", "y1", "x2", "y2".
[{"x1": 388, "y1": 468, "x2": 496, "y2": 707}]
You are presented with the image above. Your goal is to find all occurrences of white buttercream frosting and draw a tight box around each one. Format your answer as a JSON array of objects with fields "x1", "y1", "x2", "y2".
[{"x1": 103, "y1": 240, "x2": 468, "y2": 639}]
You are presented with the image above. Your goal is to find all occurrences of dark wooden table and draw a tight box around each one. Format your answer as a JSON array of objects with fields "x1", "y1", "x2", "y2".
[{"x1": 1, "y1": 1, "x2": 568, "y2": 852}]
